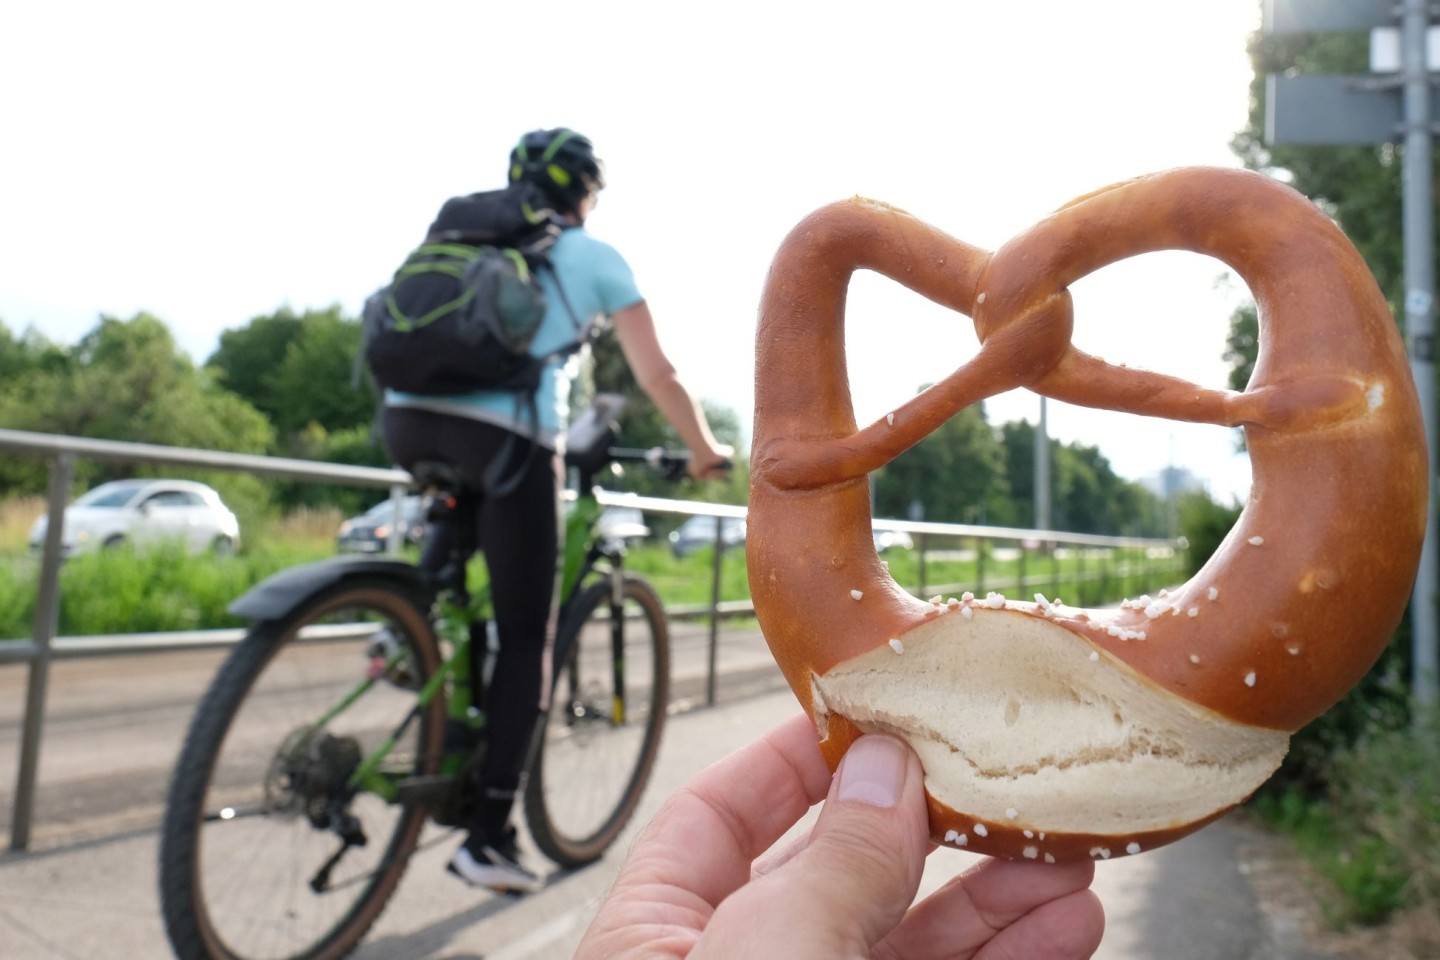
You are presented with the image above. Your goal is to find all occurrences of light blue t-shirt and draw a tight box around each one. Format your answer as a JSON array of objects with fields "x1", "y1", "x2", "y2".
[{"x1": 385, "y1": 226, "x2": 642, "y2": 449}]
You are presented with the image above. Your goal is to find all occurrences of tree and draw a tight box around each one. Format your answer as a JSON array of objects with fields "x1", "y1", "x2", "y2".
[
  {"x1": 1176, "y1": 491, "x2": 1243, "y2": 579},
  {"x1": 1223, "y1": 303, "x2": 1258, "y2": 393},
  {"x1": 206, "y1": 309, "x2": 306, "y2": 418},
  {"x1": 264, "y1": 308, "x2": 376, "y2": 438},
  {"x1": 1000, "y1": 420, "x2": 1168, "y2": 537},
  {"x1": 1227, "y1": 25, "x2": 1421, "y2": 371},
  {"x1": 585, "y1": 328, "x2": 664, "y2": 447},
  {"x1": 0, "y1": 320, "x2": 68, "y2": 383},
  {"x1": 872, "y1": 397, "x2": 1009, "y2": 525},
  {"x1": 278, "y1": 422, "x2": 390, "y2": 514},
  {"x1": 577, "y1": 329, "x2": 746, "y2": 503},
  {"x1": 0, "y1": 313, "x2": 275, "y2": 508},
  {"x1": 206, "y1": 306, "x2": 378, "y2": 442}
]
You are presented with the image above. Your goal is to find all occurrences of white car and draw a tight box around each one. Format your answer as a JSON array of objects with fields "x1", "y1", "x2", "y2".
[
  {"x1": 28, "y1": 479, "x2": 242, "y2": 557},
  {"x1": 872, "y1": 528, "x2": 915, "y2": 552}
]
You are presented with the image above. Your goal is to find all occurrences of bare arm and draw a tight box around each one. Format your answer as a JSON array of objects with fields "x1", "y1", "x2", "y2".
[{"x1": 611, "y1": 300, "x2": 733, "y2": 478}]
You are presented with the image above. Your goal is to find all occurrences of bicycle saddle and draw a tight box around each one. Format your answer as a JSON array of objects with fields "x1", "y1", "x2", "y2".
[{"x1": 409, "y1": 459, "x2": 469, "y2": 497}]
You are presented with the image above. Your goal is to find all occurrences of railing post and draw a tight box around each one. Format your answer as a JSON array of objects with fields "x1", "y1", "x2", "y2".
[
  {"x1": 386, "y1": 483, "x2": 407, "y2": 555},
  {"x1": 917, "y1": 533, "x2": 929, "y2": 597},
  {"x1": 706, "y1": 516, "x2": 724, "y2": 707},
  {"x1": 12, "y1": 452, "x2": 73, "y2": 851},
  {"x1": 1050, "y1": 542, "x2": 1061, "y2": 601}
]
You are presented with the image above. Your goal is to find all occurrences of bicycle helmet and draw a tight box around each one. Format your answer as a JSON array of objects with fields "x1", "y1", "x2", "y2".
[{"x1": 507, "y1": 128, "x2": 605, "y2": 213}]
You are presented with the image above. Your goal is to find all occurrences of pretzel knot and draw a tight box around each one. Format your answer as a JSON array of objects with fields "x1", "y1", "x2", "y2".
[{"x1": 748, "y1": 166, "x2": 1426, "y2": 862}]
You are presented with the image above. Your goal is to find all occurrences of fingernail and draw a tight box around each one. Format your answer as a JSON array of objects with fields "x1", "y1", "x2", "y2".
[{"x1": 836, "y1": 735, "x2": 907, "y2": 807}]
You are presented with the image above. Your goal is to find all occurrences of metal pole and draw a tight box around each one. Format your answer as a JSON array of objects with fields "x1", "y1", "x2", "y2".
[
  {"x1": 705, "y1": 517, "x2": 724, "y2": 707},
  {"x1": 386, "y1": 482, "x2": 407, "y2": 555},
  {"x1": 12, "y1": 453, "x2": 73, "y2": 851},
  {"x1": 1402, "y1": 0, "x2": 1438, "y2": 707},
  {"x1": 1034, "y1": 398, "x2": 1052, "y2": 530},
  {"x1": 917, "y1": 533, "x2": 928, "y2": 597}
]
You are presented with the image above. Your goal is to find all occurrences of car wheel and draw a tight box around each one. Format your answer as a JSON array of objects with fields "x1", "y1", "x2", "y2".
[
  {"x1": 212, "y1": 535, "x2": 236, "y2": 556},
  {"x1": 102, "y1": 534, "x2": 127, "y2": 550}
]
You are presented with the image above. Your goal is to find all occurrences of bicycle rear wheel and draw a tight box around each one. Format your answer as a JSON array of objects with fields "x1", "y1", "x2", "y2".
[
  {"x1": 159, "y1": 579, "x2": 444, "y2": 960},
  {"x1": 524, "y1": 575, "x2": 670, "y2": 866}
]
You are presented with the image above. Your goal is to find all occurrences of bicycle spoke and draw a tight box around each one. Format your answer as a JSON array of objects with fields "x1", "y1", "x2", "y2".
[
  {"x1": 525, "y1": 577, "x2": 669, "y2": 865},
  {"x1": 160, "y1": 581, "x2": 443, "y2": 960}
]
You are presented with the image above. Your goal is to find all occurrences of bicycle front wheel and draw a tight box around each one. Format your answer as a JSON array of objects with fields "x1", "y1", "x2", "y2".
[
  {"x1": 159, "y1": 579, "x2": 444, "y2": 960},
  {"x1": 524, "y1": 575, "x2": 670, "y2": 866}
]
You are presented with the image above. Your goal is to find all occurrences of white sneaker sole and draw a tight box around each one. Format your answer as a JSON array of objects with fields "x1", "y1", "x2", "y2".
[{"x1": 447, "y1": 850, "x2": 542, "y2": 895}]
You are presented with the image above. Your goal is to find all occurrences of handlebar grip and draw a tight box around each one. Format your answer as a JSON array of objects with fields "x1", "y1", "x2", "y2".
[{"x1": 604, "y1": 447, "x2": 731, "y2": 482}]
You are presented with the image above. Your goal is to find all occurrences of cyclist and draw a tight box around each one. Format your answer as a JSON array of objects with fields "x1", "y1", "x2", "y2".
[{"x1": 381, "y1": 127, "x2": 732, "y2": 893}]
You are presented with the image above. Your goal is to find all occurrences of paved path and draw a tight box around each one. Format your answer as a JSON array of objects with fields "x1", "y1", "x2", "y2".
[{"x1": 0, "y1": 628, "x2": 1335, "y2": 959}]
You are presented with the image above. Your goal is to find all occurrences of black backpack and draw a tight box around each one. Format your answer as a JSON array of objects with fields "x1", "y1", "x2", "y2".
[
  {"x1": 360, "y1": 181, "x2": 584, "y2": 397},
  {"x1": 360, "y1": 181, "x2": 589, "y2": 495}
]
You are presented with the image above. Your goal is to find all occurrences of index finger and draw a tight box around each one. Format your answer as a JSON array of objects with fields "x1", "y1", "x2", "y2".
[{"x1": 616, "y1": 712, "x2": 831, "y2": 908}]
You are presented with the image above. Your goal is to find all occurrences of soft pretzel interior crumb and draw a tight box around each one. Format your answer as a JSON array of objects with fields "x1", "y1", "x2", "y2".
[{"x1": 811, "y1": 609, "x2": 1288, "y2": 835}]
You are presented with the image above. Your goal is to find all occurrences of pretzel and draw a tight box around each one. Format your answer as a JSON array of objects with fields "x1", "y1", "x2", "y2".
[{"x1": 748, "y1": 167, "x2": 1426, "y2": 863}]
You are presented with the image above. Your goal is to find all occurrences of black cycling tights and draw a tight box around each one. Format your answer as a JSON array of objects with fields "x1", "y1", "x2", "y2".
[{"x1": 382, "y1": 407, "x2": 559, "y2": 840}]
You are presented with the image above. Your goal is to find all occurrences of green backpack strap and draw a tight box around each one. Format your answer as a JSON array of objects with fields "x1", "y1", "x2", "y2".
[{"x1": 385, "y1": 242, "x2": 492, "y2": 332}]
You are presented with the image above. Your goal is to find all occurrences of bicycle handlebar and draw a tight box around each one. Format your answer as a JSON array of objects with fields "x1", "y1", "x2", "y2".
[
  {"x1": 607, "y1": 448, "x2": 735, "y2": 480},
  {"x1": 605, "y1": 446, "x2": 693, "y2": 483}
]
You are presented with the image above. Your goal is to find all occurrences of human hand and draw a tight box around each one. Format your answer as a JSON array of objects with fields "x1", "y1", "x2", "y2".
[
  {"x1": 687, "y1": 443, "x2": 734, "y2": 481},
  {"x1": 575, "y1": 714, "x2": 1105, "y2": 959}
]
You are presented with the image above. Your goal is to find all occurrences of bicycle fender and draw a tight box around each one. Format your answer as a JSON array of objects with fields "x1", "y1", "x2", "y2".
[{"x1": 228, "y1": 555, "x2": 430, "y2": 620}]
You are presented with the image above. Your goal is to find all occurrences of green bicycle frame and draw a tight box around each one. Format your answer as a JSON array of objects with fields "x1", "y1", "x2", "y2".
[
  {"x1": 560, "y1": 493, "x2": 604, "y2": 602},
  {"x1": 560, "y1": 491, "x2": 626, "y2": 723},
  {"x1": 343, "y1": 633, "x2": 472, "y2": 800},
  {"x1": 335, "y1": 488, "x2": 610, "y2": 801}
]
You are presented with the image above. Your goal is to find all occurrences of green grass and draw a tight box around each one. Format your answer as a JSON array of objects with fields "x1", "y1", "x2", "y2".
[
  {"x1": 0, "y1": 538, "x2": 336, "y2": 639},
  {"x1": 878, "y1": 543, "x2": 1183, "y2": 607},
  {"x1": 622, "y1": 543, "x2": 751, "y2": 608},
  {"x1": 0, "y1": 512, "x2": 1183, "y2": 640},
  {"x1": 1251, "y1": 709, "x2": 1440, "y2": 928},
  {"x1": 1252, "y1": 789, "x2": 1411, "y2": 927}
]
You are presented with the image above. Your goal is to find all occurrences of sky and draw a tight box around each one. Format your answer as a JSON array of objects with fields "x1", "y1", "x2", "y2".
[{"x1": 0, "y1": 0, "x2": 1266, "y2": 507}]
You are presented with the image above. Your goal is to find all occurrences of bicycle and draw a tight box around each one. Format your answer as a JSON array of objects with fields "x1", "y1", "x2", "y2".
[{"x1": 158, "y1": 394, "x2": 692, "y2": 960}]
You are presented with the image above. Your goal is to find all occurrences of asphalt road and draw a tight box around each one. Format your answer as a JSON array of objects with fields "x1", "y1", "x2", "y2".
[{"x1": 0, "y1": 623, "x2": 1336, "y2": 959}]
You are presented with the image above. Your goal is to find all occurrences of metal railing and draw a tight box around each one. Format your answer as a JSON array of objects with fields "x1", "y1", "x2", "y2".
[{"x1": 0, "y1": 427, "x2": 1183, "y2": 851}]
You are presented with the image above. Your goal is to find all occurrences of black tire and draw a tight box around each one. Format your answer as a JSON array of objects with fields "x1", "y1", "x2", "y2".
[
  {"x1": 159, "y1": 579, "x2": 444, "y2": 960},
  {"x1": 524, "y1": 575, "x2": 670, "y2": 866}
]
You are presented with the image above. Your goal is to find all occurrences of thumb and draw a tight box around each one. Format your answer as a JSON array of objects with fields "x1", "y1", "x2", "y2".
[
  {"x1": 699, "y1": 734, "x2": 931, "y2": 958},
  {"x1": 804, "y1": 734, "x2": 932, "y2": 943}
]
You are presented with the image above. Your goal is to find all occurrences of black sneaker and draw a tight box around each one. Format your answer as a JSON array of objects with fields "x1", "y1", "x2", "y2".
[{"x1": 447, "y1": 834, "x2": 543, "y2": 895}]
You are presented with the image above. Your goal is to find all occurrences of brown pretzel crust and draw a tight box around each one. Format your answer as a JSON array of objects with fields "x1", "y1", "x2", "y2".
[{"x1": 748, "y1": 168, "x2": 1425, "y2": 855}]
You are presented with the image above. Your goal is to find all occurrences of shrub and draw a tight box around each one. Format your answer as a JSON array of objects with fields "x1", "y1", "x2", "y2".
[
  {"x1": 1252, "y1": 707, "x2": 1439, "y2": 929},
  {"x1": 1175, "y1": 490, "x2": 1241, "y2": 579},
  {"x1": 56, "y1": 542, "x2": 267, "y2": 634},
  {"x1": 0, "y1": 536, "x2": 336, "y2": 639},
  {"x1": 1259, "y1": 616, "x2": 1412, "y2": 799},
  {"x1": 1328, "y1": 708, "x2": 1440, "y2": 918},
  {"x1": 1251, "y1": 788, "x2": 1409, "y2": 927}
]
